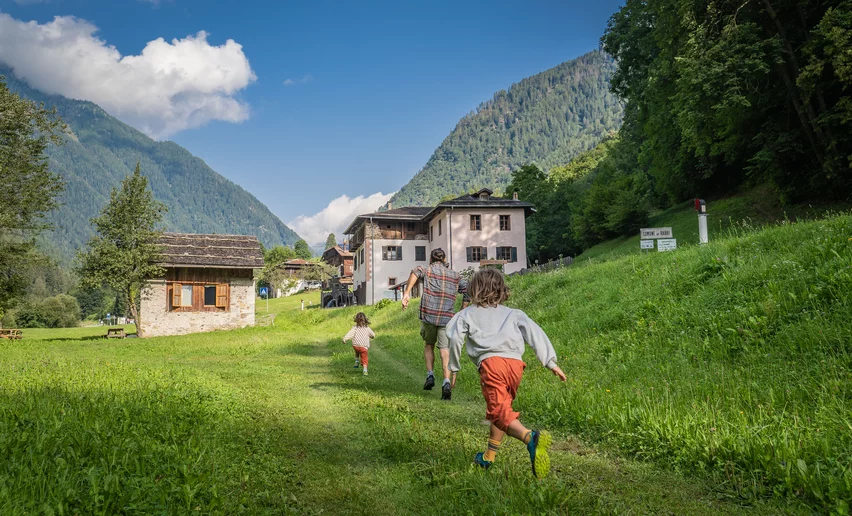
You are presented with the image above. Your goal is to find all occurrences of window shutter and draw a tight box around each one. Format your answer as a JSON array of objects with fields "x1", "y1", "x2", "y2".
[
  {"x1": 216, "y1": 283, "x2": 229, "y2": 308},
  {"x1": 482, "y1": 247, "x2": 487, "y2": 260},
  {"x1": 172, "y1": 283, "x2": 182, "y2": 308},
  {"x1": 397, "y1": 247, "x2": 402, "y2": 260},
  {"x1": 466, "y1": 247, "x2": 472, "y2": 262},
  {"x1": 382, "y1": 246, "x2": 388, "y2": 260},
  {"x1": 511, "y1": 247, "x2": 517, "y2": 263}
]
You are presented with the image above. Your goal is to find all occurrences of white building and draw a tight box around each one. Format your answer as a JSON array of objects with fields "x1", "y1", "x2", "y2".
[{"x1": 343, "y1": 189, "x2": 535, "y2": 305}]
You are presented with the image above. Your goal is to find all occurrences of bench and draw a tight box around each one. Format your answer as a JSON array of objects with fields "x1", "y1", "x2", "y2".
[
  {"x1": 0, "y1": 329, "x2": 22, "y2": 340},
  {"x1": 105, "y1": 327, "x2": 126, "y2": 339}
]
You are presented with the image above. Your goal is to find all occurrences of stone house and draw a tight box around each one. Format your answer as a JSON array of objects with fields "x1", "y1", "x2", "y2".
[{"x1": 139, "y1": 233, "x2": 264, "y2": 337}]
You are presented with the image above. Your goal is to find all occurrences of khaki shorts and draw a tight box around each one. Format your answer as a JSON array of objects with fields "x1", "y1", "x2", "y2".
[{"x1": 420, "y1": 322, "x2": 449, "y2": 349}]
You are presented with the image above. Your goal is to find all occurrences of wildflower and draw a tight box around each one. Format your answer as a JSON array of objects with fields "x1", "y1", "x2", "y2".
[
  {"x1": 710, "y1": 427, "x2": 716, "y2": 432},
  {"x1": 606, "y1": 389, "x2": 611, "y2": 393},
  {"x1": 739, "y1": 411, "x2": 744, "y2": 414}
]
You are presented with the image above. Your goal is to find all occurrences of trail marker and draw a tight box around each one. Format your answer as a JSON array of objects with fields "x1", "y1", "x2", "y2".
[{"x1": 640, "y1": 239, "x2": 654, "y2": 250}]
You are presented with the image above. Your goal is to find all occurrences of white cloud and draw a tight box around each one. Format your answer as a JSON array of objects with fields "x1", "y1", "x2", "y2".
[
  {"x1": 289, "y1": 192, "x2": 395, "y2": 245},
  {"x1": 0, "y1": 14, "x2": 256, "y2": 139},
  {"x1": 283, "y1": 73, "x2": 313, "y2": 86}
]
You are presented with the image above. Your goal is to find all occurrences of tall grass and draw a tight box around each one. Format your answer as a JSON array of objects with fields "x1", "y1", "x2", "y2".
[{"x1": 509, "y1": 213, "x2": 852, "y2": 512}]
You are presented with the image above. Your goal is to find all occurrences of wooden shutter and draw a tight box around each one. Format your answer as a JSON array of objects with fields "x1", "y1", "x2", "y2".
[
  {"x1": 216, "y1": 283, "x2": 229, "y2": 308},
  {"x1": 466, "y1": 247, "x2": 472, "y2": 262},
  {"x1": 396, "y1": 246, "x2": 402, "y2": 260},
  {"x1": 172, "y1": 283, "x2": 182, "y2": 308},
  {"x1": 511, "y1": 247, "x2": 517, "y2": 263},
  {"x1": 482, "y1": 247, "x2": 487, "y2": 260}
]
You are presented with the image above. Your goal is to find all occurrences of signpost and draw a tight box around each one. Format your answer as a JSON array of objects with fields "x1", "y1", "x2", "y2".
[
  {"x1": 640, "y1": 239, "x2": 655, "y2": 250},
  {"x1": 658, "y1": 239, "x2": 677, "y2": 252},
  {"x1": 259, "y1": 287, "x2": 269, "y2": 312},
  {"x1": 640, "y1": 227, "x2": 673, "y2": 239}
]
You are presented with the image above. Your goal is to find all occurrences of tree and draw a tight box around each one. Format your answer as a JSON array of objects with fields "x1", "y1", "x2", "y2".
[
  {"x1": 325, "y1": 233, "x2": 337, "y2": 250},
  {"x1": 294, "y1": 239, "x2": 312, "y2": 260},
  {"x1": 0, "y1": 77, "x2": 66, "y2": 319},
  {"x1": 77, "y1": 163, "x2": 166, "y2": 336}
]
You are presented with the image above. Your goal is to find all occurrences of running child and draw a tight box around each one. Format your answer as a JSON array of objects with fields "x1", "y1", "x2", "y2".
[
  {"x1": 446, "y1": 268, "x2": 567, "y2": 478},
  {"x1": 343, "y1": 312, "x2": 375, "y2": 376}
]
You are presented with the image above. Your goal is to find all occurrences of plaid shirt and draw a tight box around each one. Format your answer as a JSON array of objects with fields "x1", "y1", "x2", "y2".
[{"x1": 413, "y1": 263, "x2": 469, "y2": 327}]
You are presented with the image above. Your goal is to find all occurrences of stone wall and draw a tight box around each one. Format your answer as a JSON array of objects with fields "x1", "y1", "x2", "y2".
[{"x1": 140, "y1": 276, "x2": 256, "y2": 337}]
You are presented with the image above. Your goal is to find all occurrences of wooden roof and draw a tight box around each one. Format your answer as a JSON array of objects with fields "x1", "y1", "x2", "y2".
[{"x1": 157, "y1": 233, "x2": 264, "y2": 269}]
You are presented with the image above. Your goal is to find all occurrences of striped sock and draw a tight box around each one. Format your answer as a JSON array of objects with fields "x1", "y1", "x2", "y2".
[{"x1": 483, "y1": 438, "x2": 501, "y2": 462}]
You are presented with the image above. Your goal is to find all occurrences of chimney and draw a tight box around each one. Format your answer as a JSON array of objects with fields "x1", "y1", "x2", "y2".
[
  {"x1": 512, "y1": 191, "x2": 519, "y2": 201},
  {"x1": 387, "y1": 202, "x2": 393, "y2": 210}
]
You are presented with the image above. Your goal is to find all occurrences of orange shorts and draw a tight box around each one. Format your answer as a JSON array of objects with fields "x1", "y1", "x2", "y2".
[{"x1": 479, "y1": 356, "x2": 526, "y2": 432}]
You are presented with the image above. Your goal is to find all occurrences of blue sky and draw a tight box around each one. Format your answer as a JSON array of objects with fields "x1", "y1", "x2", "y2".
[{"x1": 2, "y1": 0, "x2": 623, "y2": 243}]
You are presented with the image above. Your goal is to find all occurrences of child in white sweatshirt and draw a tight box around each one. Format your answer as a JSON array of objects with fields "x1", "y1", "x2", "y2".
[
  {"x1": 343, "y1": 312, "x2": 375, "y2": 375},
  {"x1": 446, "y1": 268, "x2": 566, "y2": 479}
]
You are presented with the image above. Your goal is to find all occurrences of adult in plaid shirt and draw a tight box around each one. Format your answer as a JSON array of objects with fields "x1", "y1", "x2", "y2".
[{"x1": 402, "y1": 248, "x2": 469, "y2": 400}]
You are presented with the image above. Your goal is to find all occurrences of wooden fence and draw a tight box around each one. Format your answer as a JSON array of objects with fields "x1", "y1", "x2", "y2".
[{"x1": 510, "y1": 256, "x2": 573, "y2": 276}]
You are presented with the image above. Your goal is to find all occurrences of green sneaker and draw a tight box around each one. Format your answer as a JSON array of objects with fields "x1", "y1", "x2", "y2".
[{"x1": 527, "y1": 430, "x2": 552, "y2": 479}]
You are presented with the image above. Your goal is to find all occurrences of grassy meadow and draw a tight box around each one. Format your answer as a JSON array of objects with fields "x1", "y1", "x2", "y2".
[{"x1": 2, "y1": 213, "x2": 850, "y2": 513}]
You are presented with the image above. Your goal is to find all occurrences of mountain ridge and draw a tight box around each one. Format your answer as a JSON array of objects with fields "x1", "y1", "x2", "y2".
[
  {"x1": 1, "y1": 66, "x2": 301, "y2": 263},
  {"x1": 390, "y1": 50, "x2": 623, "y2": 207}
]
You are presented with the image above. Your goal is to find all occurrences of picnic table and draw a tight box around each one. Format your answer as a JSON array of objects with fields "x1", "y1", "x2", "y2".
[
  {"x1": 0, "y1": 329, "x2": 23, "y2": 340},
  {"x1": 105, "y1": 327, "x2": 126, "y2": 339}
]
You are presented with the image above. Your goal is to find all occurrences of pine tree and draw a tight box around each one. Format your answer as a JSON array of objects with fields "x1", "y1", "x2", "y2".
[
  {"x1": 325, "y1": 233, "x2": 337, "y2": 250},
  {"x1": 77, "y1": 163, "x2": 166, "y2": 336}
]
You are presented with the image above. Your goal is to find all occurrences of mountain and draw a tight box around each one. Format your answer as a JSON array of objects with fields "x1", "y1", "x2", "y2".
[
  {"x1": 1, "y1": 67, "x2": 301, "y2": 263},
  {"x1": 390, "y1": 50, "x2": 623, "y2": 207}
]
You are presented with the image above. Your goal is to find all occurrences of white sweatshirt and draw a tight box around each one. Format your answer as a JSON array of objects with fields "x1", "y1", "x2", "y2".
[
  {"x1": 343, "y1": 326, "x2": 375, "y2": 348},
  {"x1": 446, "y1": 305, "x2": 558, "y2": 373}
]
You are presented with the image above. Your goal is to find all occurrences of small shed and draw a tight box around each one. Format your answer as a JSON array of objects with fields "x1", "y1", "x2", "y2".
[{"x1": 139, "y1": 233, "x2": 264, "y2": 337}]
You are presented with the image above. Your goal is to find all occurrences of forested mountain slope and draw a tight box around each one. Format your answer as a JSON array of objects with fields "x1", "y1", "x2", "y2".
[
  {"x1": 2, "y1": 68, "x2": 301, "y2": 262},
  {"x1": 390, "y1": 50, "x2": 622, "y2": 207}
]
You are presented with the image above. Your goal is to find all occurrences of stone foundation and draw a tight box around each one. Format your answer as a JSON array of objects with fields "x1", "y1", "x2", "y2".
[{"x1": 140, "y1": 277, "x2": 256, "y2": 337}]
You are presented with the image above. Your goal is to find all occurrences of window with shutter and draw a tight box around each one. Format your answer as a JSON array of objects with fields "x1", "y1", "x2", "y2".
[
  {"x1": 172, "y1": 283, "x2": 182, "y2": 308},
  {"x1": 204, "y1": 285, "x2": 217, "y2": 306},
  {"x1": 511, "y1": 247, "x2": 518, "y2": 263},
  {"x1": 415, "y1": 246, "x2": 426, "y2": 261},
  {"x1": 466, "y1": 247, "x2": 472, "y2": 262},
  {"x1": 438, "y1": 219, "x2": 442, "y2": 236},
  {"x1": 216, "y1": 284, "x2": 229, "y2": 308}
]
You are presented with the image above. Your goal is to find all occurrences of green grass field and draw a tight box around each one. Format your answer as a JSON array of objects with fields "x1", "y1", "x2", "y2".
[{"x1": 2, "y1": 213, "x2": 850, "y2": 513}]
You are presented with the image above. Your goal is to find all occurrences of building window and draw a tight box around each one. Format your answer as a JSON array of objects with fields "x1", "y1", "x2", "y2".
[
  {"x1": 496, "y1": 246, "x2": 517, "y2": 262},
  {"x1": 438, "y1": 219, "x2": 442, "y2": 236},
  {"x1": 361, "y1": 248, "x2": 365, "y2": 264},
  {"x1": 415, "y1": 246, "x2": 426, "y2": 261},
  {"x1": 470, "y1": 215, "x2": 481, "y2": 231},
  {"x1": 204, "y1": 285, "x2": 217, "y2": 306},
  {"x1": 172, "y1": 282, "x2": 229, "y2": 310},
  {"x1": 499, "y1": 215, "x2": 511, "y2": 231},
  {"x1": 382, "y1": 246, "x2": 402, "y2": 260},
  {"x1": 388, "y1": 277, "x2": 397, "y2": 287},
  {"x1": 180, "y1": 285, "x2": 193, "y2": 306},
  {"x1": 406, "y1": 222, "x2": 415, "y2": 232},
  {"x1": 430, "y1": 225, "x2": 434, "y2": 242},
  {"x1": 466, "y1": 246, "x2": 487, "y2": 262}
]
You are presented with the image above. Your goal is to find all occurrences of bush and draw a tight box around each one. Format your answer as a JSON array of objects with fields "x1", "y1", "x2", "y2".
[{"x1": 12, "y1": 294, "x2": 81, "y2": 328}]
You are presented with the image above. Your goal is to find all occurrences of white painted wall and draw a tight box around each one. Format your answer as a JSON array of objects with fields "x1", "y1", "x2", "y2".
[{"x1": 448, "y1": 208, "x2": 528, "y2": 274}]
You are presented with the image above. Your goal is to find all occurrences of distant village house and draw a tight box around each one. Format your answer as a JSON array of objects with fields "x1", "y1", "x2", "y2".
[
  {"x1": 343, "y1": 189, "x2": 534, "y2": 306},
  {"x1": 140, "y1": 233, "x2": 264, "y2": 337}
]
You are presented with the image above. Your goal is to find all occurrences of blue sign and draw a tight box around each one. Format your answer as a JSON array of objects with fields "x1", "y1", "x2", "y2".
[{"x1": 259, "y1": 287, "x2": 268, "y2": 297}]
